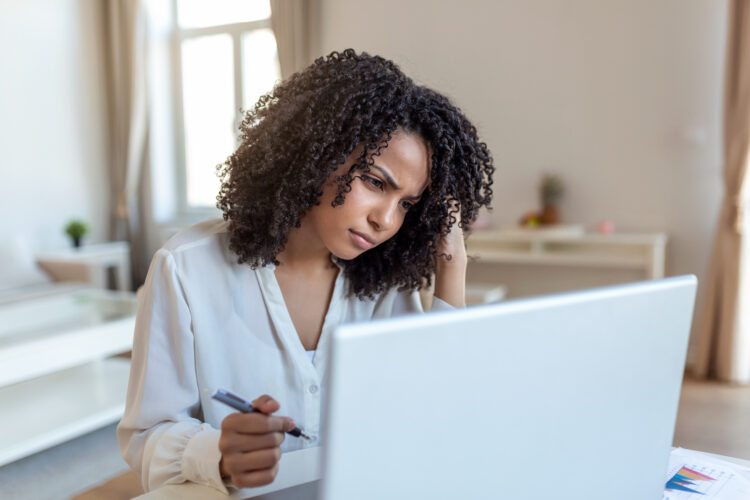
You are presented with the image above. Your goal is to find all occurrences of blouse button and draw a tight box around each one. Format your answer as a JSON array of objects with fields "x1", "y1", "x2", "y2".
[{"x1": 309, "y1": 384, "x2": 319, "y2": 394}]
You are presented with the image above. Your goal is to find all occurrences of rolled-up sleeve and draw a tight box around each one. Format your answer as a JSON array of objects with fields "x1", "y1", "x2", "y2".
[
  {"x1": 430, "y1": 295, "x2": 455, "y2": 312},
  {"x1": 117, "y1": 249, "x2": 228, "y2": 494},
  {"x1": 387, "y1": 289, "x2": 457, "y2": 316}
]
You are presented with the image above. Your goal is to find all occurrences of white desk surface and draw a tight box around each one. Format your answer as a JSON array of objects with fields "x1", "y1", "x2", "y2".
[{"x1": 135, "y1": 447, "x2": 750, "y2": 500}]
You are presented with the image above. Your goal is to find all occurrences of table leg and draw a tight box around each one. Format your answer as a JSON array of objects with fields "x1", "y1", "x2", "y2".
[{"x1": 116, "y1": 259, "x2": 132, "y2": 292}]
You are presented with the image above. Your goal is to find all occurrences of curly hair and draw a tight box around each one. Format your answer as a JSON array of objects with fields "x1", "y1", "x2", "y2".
[{"x1": 217, "y1": 49, "x2": 494, "y2": 299}]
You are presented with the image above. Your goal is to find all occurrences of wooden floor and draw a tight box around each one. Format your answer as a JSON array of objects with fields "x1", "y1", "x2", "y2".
[
  {"x1": 72, "y1": 375, "x2": 750, "y2": 499},
  {"x1": 673, "y1": 375, "x2": 750, "y2": 460},
  {"x1": 71, "y1": 471, "x2": 144, "y2": 500}
]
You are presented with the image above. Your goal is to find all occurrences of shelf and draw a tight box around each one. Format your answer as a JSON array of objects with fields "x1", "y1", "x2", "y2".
[
  {"x1": 469, "y1": 229, "x2": 667, "y2": 245},
  {"x1": 0, "y1": 290, "x2": 136, "y2": 387},
  {"x1": 466, "y1": 229, "x2": 667, "y2": 279},
  {"x1": 0, "y1": 358, "x2": 131, "y2": 466},
  {"x1": 468, "y1": 249, "x2": 651, "y2": 269}
]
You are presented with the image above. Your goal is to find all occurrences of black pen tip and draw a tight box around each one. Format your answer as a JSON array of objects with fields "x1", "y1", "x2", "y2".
[{"x1": 288, "y1": 427, "x2": 313, "y2": 440}]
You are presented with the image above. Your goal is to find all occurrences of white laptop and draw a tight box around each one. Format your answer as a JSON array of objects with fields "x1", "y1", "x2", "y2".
[{"x1": 317, "y1": 275, "x2": 697, "y2": 500}]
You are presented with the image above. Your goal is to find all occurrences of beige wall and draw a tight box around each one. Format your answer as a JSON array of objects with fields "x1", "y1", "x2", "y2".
[
  {"x1": 0, "y1": 0, "x2": 729, "y2": 325},
  {"x1": 318, "y1": 0, "x2": 728, "y2": 357},
  {"x1": 319, "y1": 0, "x2": 726, "y2": 270},
  {"x1": 0, "y1": 0, "x2": 109, "y2": 250}
]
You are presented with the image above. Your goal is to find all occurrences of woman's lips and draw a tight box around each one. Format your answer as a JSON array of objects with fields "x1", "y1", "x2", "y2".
[{"x1": 349, "y1": 230, "x2": 375, "y2": 250}]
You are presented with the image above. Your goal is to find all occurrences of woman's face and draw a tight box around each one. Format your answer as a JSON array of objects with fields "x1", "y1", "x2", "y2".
[{"x1": 307, "y1": 130, "x2": 430, "y2": 260}]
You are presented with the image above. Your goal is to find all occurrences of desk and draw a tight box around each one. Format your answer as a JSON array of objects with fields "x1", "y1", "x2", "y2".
[
  {"x1": 135, "y1": 448, "x2": 750, "y2": 500},
  {"x1": 36, "y1": 241, "x2": 132, "y2": 292}
]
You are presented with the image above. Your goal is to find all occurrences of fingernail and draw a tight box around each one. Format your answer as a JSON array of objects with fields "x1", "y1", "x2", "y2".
[{"x1": 287, "y1": 419, "x2": 296, "y2": 431}]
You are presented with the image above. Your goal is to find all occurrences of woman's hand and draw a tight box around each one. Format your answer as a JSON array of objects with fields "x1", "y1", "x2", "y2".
[
  {"x1": 218, "y1": 395, "x2": 296, "y2": 487},
  {"x1": 433, "y1": 205, "x2": 467, "y2": 308}
]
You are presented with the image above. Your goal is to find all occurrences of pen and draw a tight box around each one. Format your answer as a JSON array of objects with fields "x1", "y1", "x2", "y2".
[{"x1": 212, "y1": 388, "x2": 312, "y2": 440}]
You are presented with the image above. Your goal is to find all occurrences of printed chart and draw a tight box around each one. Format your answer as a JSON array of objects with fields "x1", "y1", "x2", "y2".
[
  {"x1": 664, "y1": 449, "x2": 750, "y2": 500},
  {"x1": 665, "y1": 464, "x2": 726, "y2": 497},
  {"x1": 666, "y1": 466, "x2": 716, "y2": 494}
]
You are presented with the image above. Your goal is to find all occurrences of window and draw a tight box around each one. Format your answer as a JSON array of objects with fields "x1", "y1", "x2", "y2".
[{"x1": 173, "y1": 0, "x2": 281, "y2": 209}]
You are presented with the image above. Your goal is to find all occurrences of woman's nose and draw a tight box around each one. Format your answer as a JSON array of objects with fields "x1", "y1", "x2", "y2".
[{"x1": 369, "y1": 202, "x2": 398, "y2": 232}]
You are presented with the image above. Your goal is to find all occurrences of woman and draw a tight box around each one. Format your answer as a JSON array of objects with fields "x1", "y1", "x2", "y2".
[{"x1": 117, "y1": 49, "x2": 494, "y2": 494}]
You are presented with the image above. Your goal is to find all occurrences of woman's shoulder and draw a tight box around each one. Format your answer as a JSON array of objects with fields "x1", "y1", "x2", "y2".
[
  {"x1": 153, "y1": 219, "x2": 235, "y2": 271},
  {"x1": 161, "y1": 219, "x2": 229, "y2": 254}
]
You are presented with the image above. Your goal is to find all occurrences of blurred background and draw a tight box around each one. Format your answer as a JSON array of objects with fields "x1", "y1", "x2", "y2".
[{"x1": 1, "y1": 1, "x2": 748, "y2": 499}]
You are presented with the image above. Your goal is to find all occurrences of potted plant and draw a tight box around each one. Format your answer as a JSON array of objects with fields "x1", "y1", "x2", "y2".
[
  {"x1": 65, "y1": 220, "x2": 89, "y2": 248},
  {"x1": 539, "y1": 174, "x2": 564, "y2": 225}
]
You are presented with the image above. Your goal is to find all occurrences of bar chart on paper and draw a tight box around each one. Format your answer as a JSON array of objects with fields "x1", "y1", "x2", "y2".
[
  {"x1": 664, "y1": 449, "x2": 750, "y2": 499},
  {"x1": 665, "y1": 465, "x2": 721, "y2": 496}
]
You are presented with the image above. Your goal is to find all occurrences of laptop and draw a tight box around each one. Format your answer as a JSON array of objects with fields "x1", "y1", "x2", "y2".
[{"x1": 316, "y1": 275, "x2": 697, "y2": 500}]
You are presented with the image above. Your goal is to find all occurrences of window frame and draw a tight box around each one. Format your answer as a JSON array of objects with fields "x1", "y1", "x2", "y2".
[{"x1": 169, "y1": 0, "x2": 276, "y2": 215}]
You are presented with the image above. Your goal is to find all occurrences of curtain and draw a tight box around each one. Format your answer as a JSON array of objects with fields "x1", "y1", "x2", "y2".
[
  {"x1": 270, "y1": 0, "x2": 321, "y2": 79},
  {"x1": 693, "y1": 0, "x2": 750, "y2": 383},
  {"x1": 102, "y1": 0, "x2": 150, "y2": 290}
]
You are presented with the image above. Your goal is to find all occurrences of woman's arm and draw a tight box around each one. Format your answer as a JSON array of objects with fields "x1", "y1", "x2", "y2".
[
  {"x1": 433, "y1": 218, "x2": 467, "y2": 308},
  {"x1": 117, "y1": 249, "x2": 228, "y2": 494}
]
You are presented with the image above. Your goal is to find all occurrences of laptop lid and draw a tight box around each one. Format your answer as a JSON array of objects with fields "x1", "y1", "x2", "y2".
[{"x1": 319, "y1": 276, "x2": 697, "y2": 500}]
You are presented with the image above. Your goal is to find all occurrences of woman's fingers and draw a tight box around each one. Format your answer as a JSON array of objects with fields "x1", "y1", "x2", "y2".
[
  {"x1": 233, "y1": 463, "x2": 280, "y2": 488},
  {"x1": 220, "y1": 431, "x2": 285, "y2": 454},
  {"x1": 218, "y1": 394, "x2": 293, "y2": 486},
  {"x1": 223, "y1": 447, "x2": 283, "y2": 487},
  {"x1": 222, "y1": 412, "x2": 295, "y2": 435},
  {"x1": 234, "y1": 446, "x2": 283, "y2": 471},
  {"x1": 252, "y1": 394, "x2": 281, "y2": 414}
]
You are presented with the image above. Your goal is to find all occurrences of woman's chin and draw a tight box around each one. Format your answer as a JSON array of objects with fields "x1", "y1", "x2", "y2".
[{"x1": 330, "y1": 246, "x2": 367, "y2": 261}]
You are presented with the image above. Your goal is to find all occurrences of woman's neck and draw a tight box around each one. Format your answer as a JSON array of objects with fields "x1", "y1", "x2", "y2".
[{"x1": 275, "y1": 218, "x2": 335, "y2": 275}]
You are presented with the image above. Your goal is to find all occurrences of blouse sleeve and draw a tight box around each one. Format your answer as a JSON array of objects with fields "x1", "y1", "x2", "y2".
[
  {"x1": 386, "y1": 289, "x2": 457, "y2": 317},
  {"x1": 116, "y1": 249, "x2": 229, "y2": 494},
  {"x1": 430, "y1": 296, "x2": 456, "y2": 312}
]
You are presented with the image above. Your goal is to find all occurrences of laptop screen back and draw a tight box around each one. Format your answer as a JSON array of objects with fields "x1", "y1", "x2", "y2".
[{"x1": 319, "y1": 276, "x2": 697, "y2": 500}]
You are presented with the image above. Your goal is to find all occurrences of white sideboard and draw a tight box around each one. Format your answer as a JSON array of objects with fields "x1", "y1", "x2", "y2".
[{"x1": 466, "y1": 228, "x2": 667, "y2": 280}]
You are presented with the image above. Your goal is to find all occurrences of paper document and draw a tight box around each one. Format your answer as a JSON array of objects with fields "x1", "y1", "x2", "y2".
[{"x1": 664, "y1": 448, "x2": 750, "y2": 499}]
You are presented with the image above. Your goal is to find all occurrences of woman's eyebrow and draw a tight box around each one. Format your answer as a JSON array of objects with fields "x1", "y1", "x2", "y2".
[{"x1": 371, "y1": 165, "x2": 422, "y2": 200}]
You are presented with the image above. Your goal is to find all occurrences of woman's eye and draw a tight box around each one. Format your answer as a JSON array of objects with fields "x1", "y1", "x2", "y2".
[
  {"x1": 400, "y1": 201, "x2": 413, "y2": 210},
  {"x1": 365, "y1": 176, "x2": 385, "y2": 190}
]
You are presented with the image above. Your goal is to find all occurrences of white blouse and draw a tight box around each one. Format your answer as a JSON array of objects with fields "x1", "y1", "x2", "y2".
[{"x1": 117, "y1": 219, "x2": 452, "y2": 494}]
